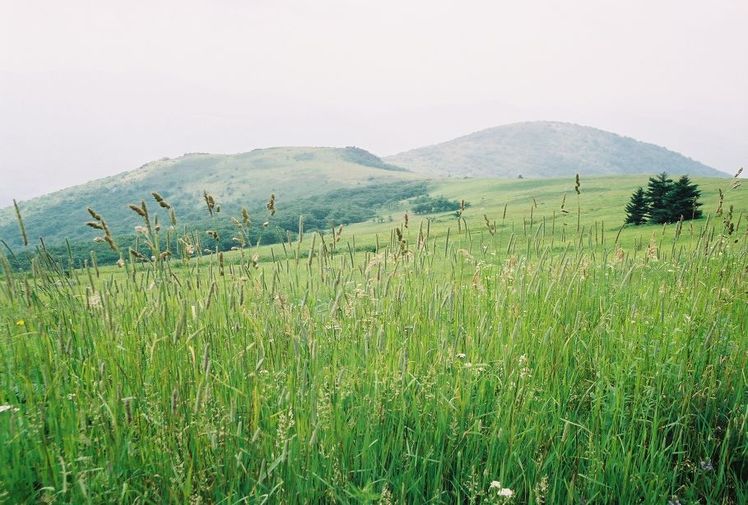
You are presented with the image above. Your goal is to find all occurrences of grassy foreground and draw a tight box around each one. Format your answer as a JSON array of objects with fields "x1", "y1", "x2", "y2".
[{"x1": 0, "y1": 177, "x2": 747, "y2": 504}]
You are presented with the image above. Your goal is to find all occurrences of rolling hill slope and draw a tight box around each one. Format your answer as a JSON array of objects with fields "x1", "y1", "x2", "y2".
[
  {"x1": 386, "y1": 121, "x2": 725, "y2": 178},
  {"x1": 2, "y1": 122, "x2": 733, "y2": 252},
  {"x1": 0, "y1": 147, "x2": 415, "y2": 247}
]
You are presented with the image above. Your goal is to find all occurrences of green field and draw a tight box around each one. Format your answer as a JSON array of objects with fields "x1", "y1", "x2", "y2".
[{"x1": 1, "y1": 175, "x2": 746, "y2": 503}]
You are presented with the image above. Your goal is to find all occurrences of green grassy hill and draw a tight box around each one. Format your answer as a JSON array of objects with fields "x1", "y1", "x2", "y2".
[
  {"x1": 386, "y1": 121, "x2": 726, "y2": 178},
  {"x1": 295, "y1": 173, "x2": 745, "y2": 255},
  {"x1": 0, "y1": 146, "x2": 414, "y2": 248},
  {"x1": 1, "y1": 171, "x2": 746, "y2": 503}
]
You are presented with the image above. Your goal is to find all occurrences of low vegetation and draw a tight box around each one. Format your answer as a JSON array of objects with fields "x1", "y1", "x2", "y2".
[{"x1": 0, "y1": 174, "x2": 746, "y2": 503}]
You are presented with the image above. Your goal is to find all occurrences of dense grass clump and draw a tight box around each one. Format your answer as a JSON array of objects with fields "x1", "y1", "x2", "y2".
[{"x1": 0, "y1": 180, "x2": 746, "y2": 504}]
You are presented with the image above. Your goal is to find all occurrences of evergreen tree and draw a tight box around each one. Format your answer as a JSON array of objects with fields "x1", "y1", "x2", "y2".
[
  {"x1": 665, "y1": 175, "x2": 703, "y2": 222},
  {"x1": 646, "y1": 172, "x2": 674, "y2": 224},
  {"x1": 624, "y1": 187, "x2": 649, "y2": 225}
]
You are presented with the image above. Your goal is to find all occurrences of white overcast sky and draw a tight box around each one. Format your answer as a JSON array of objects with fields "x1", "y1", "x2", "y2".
[{"x1": 1, "y1": 0, "x2": 746, "y2": 206}]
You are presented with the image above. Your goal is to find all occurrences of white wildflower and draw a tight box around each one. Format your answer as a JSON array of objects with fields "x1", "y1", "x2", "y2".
[
  {"x1": 88, "y1": 292, "x2": 102, "y2": 308},
  {"x1": 534, "y1": 475, "x2": 548, "y2": 504},
  {"x1": 518, "y1": 354, "x2": 532, "y2": 379},
  {"x1": 489, "y1": 481, "x2": 514, "y2": 499}
]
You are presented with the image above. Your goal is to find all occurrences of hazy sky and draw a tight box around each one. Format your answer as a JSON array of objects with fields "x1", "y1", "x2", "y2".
[{"x1": 1, "y1": 0, "x2": 746, "y2": 207}]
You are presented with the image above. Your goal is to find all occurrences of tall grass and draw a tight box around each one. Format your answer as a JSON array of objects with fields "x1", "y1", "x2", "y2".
[{"x1": 0, "y1": 186, "x2": 746, "y2": 504}]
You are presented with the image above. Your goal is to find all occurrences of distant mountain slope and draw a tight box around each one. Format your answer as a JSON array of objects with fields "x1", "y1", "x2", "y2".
[
  {"x1": 386, "y1": 121, "x2": 725, "y2": 178},
  {"x1": 0, "y1": 147, "x2": 413, "y2": 247}
]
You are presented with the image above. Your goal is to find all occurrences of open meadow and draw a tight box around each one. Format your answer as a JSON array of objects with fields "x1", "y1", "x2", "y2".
[{"x1": 0, "y1": 176, "x2": 746, "y2": 503}]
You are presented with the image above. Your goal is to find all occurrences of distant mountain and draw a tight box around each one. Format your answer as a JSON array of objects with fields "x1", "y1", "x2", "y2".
[
  {"x1": 0, "y1": 146, "x2": 412, "y2": 247},
  {"x1": 386, "y1": 121, "x2": 726, "y2": 178},
  {"x1": 1, "y1": 122, "x2": 730, "y2": 250}
]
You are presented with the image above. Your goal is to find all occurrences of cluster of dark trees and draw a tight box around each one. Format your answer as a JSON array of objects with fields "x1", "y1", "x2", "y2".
[
  {"x1": 410, "y1": 195, "x2": 463, "y2": 215},
  {"x1": 624, "y1": 173, "x2": 703, "y2": 225}
]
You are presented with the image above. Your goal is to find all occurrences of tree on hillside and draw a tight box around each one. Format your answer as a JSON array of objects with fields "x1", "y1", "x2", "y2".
[
  {"x1": 665, "y1": 175, "x2": 703, "y2": 222},
  {"x1": 646, "y1": 172, "x2": 674, "y2": 224},
  {"x1": 624, "y1": 187, "x2": 648, "y2": 225},
  {"x1": 625, "y1": 173, "x2": 704, "y2": 225}
]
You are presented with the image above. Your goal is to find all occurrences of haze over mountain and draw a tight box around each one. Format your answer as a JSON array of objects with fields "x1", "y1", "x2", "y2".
[{"x1": 386, "y1": 121, "x2": 726, "y2": 178}]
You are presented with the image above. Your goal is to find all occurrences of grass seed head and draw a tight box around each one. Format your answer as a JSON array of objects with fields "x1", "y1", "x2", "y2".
[
  {"x1": 266, "y1": 193, "x2": 276, "y2": 216},
  {"x1": 203, "y1": 191, "x2": 217, "y2": 216},
  {"x1": 129, "y1": 248, "x2": 147, "y2": 261},
  {"x1": 128, "y1": 202, "x2": 147, "y2": 218},
  {"x1": 151, "y1": 192, "x2": 171, "y2": 209},
  {"x1": 104, "y1": 235, "x2": 118, "y2": 252},
  {"x1": 87, "y1": 207, "x2": 102, "y2": 221}
]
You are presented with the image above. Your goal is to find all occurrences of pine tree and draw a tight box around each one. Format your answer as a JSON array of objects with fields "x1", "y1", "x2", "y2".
[
  {"x1": 624, "y1": 187, "x2": 648, "y2": 225},
  {"x1": 665, "y1": 175, "x2": 703, "y2": 222},
  {"x1": 646, "y1": 172, "x2": 674, "y2": 224}
]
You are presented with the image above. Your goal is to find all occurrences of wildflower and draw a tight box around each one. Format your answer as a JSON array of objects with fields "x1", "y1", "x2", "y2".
[
  {"x1": 534, "y1": 476, "x2": 548, "y2": 505},
  {"x1": 88, "y1": 293, "x2": 102, "y2": 308},
  {"x1": 0, "y1": 405, "x2": 19, "y2": 414},
  {"x1": 116, "y1": 258, "x2": 125, "y2": 268},
  {"x1": 15, "y1": 319, "x2": 25, "y2": 327},
  {"x1": 490, "y1": 481, "x2": 514, "y2": 498},
  {"x1": 667, "y1": 496, "x2": 682, "y2": 505},
  {"x1": 379, "y1": 485, "x2": 393, "y2": 505},
  {"x1": 518, "y1": 354, "x2": 532, "y2": 379},
  {"x1": 134, "y1": 225, "x2": 147, "y2": 234}
]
